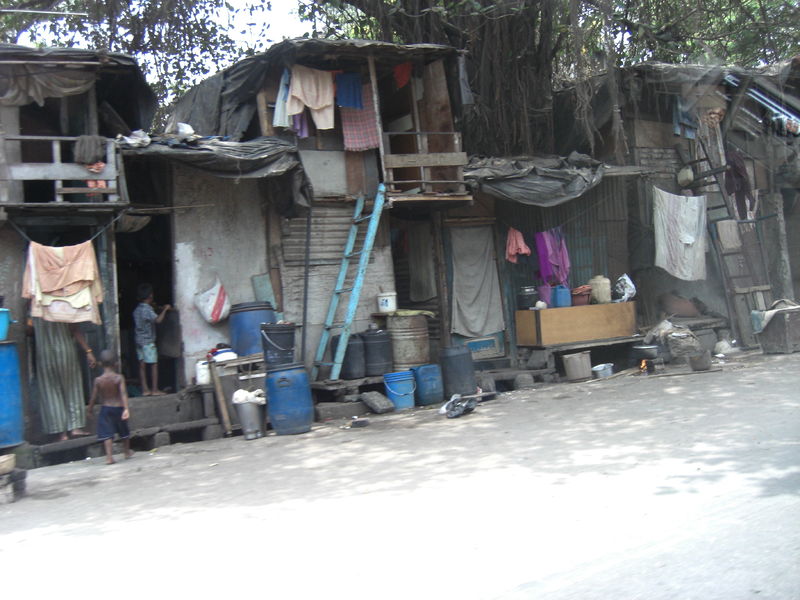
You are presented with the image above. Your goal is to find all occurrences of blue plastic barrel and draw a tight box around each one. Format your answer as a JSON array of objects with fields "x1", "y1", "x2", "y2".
[
  {"x1": 383, "y1": 370, "x2": 415, "y2": 410},
  {"x1": 265, "y1": 363, "x2": 313, "y2": 435},
  {"x1": 411, "y1": 364, "x2": 444, "y2": 406},
  {"x1": 552, "y1": 285, "x2": 572, "y2": 308},
  {"x1": 0, "y1": 342, "x2": 23, "y2": 449},
  {"x1": 229, "y1": 302, "x2": 276, "y2": 357}
]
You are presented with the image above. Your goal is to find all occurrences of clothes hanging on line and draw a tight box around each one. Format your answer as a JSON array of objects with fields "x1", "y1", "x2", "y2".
[
  {"x1": 273, "y1": 68, "x2": 292, "y2": 128},
  {"x1": 534, "y1": 226, "x2": 570, "y2": 286},
  {"x1": 505, "y1": 227, "x2": 531, "y2": 264},
  {"x1": 23, "y1": 240, "x2": 103, "y2": 324},
  {"x1": 340, "y1": 83, "x2": 380, "y2": 151},
  {"x1": 335, "y1": 72, "x2": 363, "y2": 109},
  {"x1": 291, "y1": 111, "x2": 310, "y2": 139},
  {"x1": 653, "y1": 187, "x2": 707, "y2": 281},
  {"x1": 286, "y1": 64, "x2": 335, "y2": 130}
]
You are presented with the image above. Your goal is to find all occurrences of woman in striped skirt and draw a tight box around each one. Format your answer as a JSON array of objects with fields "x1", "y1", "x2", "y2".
[{"x1": 32, "y1": 318, "x2": 97, "y2": 441}]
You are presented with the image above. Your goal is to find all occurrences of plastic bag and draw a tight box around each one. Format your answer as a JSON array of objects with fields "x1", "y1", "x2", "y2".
[
  {"x1": 194, "y1": 277, "x2": 230, "y2": 324},
  {"x1": 232, "y1": 389, "x2": 266, "y2": 405},
  {"x1": 613, "y1": 273, "x2": 637, "y2": 302}
]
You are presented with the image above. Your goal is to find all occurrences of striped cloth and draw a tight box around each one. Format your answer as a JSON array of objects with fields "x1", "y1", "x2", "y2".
[
  {"x1": 340, "y1": 83, "x2": 380, "y2": 151},
  {"x1": 33, "y1": 318, "x2": 86, "y2": 434}
]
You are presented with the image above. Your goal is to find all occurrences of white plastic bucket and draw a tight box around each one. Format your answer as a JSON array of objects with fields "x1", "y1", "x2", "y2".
[
  {"x1": 377, "y1": 292, "x2": 397, "y2": 313},
  {"x1": 563, "y1": 351, "x2": 591, "y2": 382}
]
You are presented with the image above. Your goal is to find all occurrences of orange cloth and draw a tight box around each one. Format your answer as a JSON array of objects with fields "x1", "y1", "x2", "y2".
[{"x1": 24, "y1": 240, "x2": 98, "y2": 295}]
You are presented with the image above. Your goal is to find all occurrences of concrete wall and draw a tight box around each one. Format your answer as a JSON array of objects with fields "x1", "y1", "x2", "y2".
[{"x1": 171, "y1": 166, "x2": 269, "y2": 382}]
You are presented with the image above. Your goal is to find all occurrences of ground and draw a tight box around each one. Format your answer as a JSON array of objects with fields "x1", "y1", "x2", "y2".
[{"x1": 2, "y1": 352, "x2": 799, "y2": 599}]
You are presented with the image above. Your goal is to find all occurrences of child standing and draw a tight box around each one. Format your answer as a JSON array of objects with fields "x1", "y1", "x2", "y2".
[
  {"x1": 88, "y1": 349, "x2": 132, "y2": 464},
  {"x1": 133, "y1": 283, "x2": 171, "y2": 396}
]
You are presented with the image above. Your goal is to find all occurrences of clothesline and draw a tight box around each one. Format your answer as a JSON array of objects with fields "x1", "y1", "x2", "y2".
[{"x1": 7, "y1": 209, "x2": 129, "y2": 245}]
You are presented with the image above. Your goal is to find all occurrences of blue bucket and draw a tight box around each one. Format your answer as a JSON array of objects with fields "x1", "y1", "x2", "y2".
[
  {"x1": 411, "y1": 364, "x2": 443, "y2": 406},
  {"x1": 383, "y1": 370, "x2": 416, "y2": 410}
]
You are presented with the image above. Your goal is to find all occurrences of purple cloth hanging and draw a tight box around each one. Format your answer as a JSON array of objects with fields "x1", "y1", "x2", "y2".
[
  {"x1": 292, "y1": 112, "x2": 310, "y2": 138},
  {"x1": 534, "y1": 227, "x2": 570, "y2": 286}
]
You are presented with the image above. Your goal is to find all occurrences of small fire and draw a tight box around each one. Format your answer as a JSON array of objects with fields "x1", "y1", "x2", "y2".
[{"x1": 640, "y1": 359, "x2": 647, "y2": 374}]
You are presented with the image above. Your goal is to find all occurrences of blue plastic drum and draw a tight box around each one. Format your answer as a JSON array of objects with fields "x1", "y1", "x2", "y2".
[
  {"x1": 265, "y1": 363, "x2": 313, "y2": 435},
  {"x1": 0, "y1": 342, "x2": 23, "y2": 449},
  {"x1": 229, "y1": 302, "x2": 276, "y2": 357}
]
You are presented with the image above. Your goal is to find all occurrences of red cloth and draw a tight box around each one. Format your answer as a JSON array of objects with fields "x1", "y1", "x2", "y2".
[
  {"x1": 340, "y1": 83, "x2": 381, "y2": 151},
  {"x1": 393, "y1": 62, "x2": 412, "y2": 89},
  {"x1": 505, "y1": 227, "x2": 531, "y2": 263}
]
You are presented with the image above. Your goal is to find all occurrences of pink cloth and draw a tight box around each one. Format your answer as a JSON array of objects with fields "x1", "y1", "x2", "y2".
[
  {"x1": 340, "y1": 83, "x2": 380, "y2": 151},
  {"x1": 505, "y1": 227, "x2": 531, "y2": 263}
]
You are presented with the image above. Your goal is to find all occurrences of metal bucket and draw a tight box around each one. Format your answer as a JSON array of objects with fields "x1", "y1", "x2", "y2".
[{"x1": 387, "y1": 314, "x2": 429, "y2": 371}]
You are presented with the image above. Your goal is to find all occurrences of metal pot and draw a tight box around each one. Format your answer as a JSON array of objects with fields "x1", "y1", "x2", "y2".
[{"x1": 632, "y1": 344, "x2": 659, "y2": 359}]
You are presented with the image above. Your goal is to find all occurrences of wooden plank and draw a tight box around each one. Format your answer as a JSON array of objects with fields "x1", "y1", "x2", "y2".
[
  {"x1": 516, "y1": 303, "x2": 637, "y2": 346},
  {"x1": 345, "y1": 151, "x2": 367, "y2": 196},
  {"x1": 56, "y1": 187, "x2": 118, "y2": 194},
  {"x1": 10, "y1": 163, "x2": 117, "y2": 180},
  {"x1": 384, "y1": 152, "x2": 467, "y2": 169},
  {"x1": 256, "y1": 88, "x2": 275, "y2": 136},
  {"x1": 367, "y1": 56, "x2": 387, "y2": 182}
]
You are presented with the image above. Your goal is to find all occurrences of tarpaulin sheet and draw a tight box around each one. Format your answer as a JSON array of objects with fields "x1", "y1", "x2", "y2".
[
  {"x1": 120, "y1": 136, "x2": 312, "y2": 215},
  {"x1": 463, "y1": 152, "x2": 606, "y2": 207},
  {"x1": 0, "y1": 44, "x2": 156, "y2": 128}
]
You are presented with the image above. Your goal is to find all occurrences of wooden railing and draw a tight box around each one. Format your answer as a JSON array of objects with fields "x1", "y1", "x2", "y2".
[
  {"x1": 382, "y1": 131, "x2": 469, "y2": 197},
  {"x1": 0, "y1": 134, "x2": 122, "y2": 204}
]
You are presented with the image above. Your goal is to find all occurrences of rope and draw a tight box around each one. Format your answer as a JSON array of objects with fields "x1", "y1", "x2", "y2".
[{"x1": 7, "y1": 207, "x2": 129, "y2": 245}]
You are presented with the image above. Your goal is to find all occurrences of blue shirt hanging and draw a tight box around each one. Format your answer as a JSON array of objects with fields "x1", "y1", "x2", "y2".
[{"x1": 335, "y1": 72, "x2": 363, "y2": 109}]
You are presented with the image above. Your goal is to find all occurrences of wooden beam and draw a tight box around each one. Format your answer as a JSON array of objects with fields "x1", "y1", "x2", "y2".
[
  {"x1": 384, "y1": 152, "x2": 467, "y2": 169},
  {"x1": 367, "y1": 55, "x2": 387, "y2": 183}
]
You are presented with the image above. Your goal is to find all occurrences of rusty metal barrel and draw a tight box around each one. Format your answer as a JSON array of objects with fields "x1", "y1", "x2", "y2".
[{"x1": 387, "y1": 314, "x2": 429, "y2": 371}]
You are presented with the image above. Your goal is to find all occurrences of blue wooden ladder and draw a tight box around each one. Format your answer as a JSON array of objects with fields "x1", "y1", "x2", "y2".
[{"x1": 312, "y1": 184, "x2": 387, "y2": 381}]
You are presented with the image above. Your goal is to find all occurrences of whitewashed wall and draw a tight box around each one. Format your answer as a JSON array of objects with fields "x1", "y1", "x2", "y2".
[{"x1": 171, "y1": 165, "x2": 268, "y2": 382}]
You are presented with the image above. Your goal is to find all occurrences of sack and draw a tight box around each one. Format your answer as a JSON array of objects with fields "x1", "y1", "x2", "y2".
[{"x1": 194, "y1": 277, "x2": 230, "y2": 324}]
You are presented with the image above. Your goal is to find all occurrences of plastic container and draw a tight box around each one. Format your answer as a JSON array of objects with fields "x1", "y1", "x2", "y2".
[
  {"x1": 383, "y1": 370, "x2": 416, "y2": 410},
  {"x1": 234, "y1": 402, "x2": 266, "y2": 440},
  {"x1": 589, "y1": 275, "x2": 612, "y2": 304},
  {"x1": 332, "y1": 334, "x2": 366, "y2": 380},
  {"x1": 265, "y1": 363, "x2": 313, "y2": 435},
  {"x1": 195, "y1": 360, "x2": 211, "y2": 385},
  {"x1": 591, "y1": 363, "x2": 614, "y2": 378},
  {"x1": 440, "y1": 345, "x2": 477, "y2": 399},
  {"x1": 571, "y1": 287, "x2": 591, "y2": 306},
  {"x1": 0, "y1": 308, "x2": 15, "y2": 342},
  {"x1": 387, "y1": 314, "x2": 429, "y2": 370},
  {"x1": 260, "y1": 323, "x2": 296, "y2": 369},
  {"x1": 411, "y1": 364, "x2": 444, "y2": 406},
  {"x1": 0, "y1": 342, "x2": 23, "y2": 449},
  {"x1": 362, "y1": 329, "x2": 393, "y2": 376},
  {"x1": 563, "y1": 351, "x2": 591, "y2": 381},
  {"x1": 537, "y1": 284, "x2": 552, "y2": 306},
  {"x1": 376, "y1": 292, "x2": 397, "y2": 313},
  {"x1": 229, "y1": 302, "x2": 276, "y2": 356},
  {"x1": 552, "y1": 285, "x2": 572, "y2": 308}
]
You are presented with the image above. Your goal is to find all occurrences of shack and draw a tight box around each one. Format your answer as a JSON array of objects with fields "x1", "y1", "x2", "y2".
[{"x1": 551, "y1": 60, "x2": 800, "y2": 350}]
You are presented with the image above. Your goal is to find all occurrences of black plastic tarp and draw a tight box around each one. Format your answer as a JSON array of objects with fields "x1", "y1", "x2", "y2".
[
  {"x1": 463, "y1": 152, "x2": 606, "y2": 207},
  {"x1": 120, "y1": 136, "x2": 312, "y2": 215}
]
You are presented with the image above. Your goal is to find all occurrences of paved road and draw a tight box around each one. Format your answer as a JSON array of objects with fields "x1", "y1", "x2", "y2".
[{"x1": 2, "y1": 352, "x2": 799, "y2": 599}]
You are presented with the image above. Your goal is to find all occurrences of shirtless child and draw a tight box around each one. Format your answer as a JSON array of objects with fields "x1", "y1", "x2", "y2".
[{"x1": 88, "y1": 350, "x2": 133, "y2": 464}]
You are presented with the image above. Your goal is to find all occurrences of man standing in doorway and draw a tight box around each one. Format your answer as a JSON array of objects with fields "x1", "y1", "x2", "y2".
[{"x1": 133, "y1": 283, "x2": 170, "y2": 396}]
